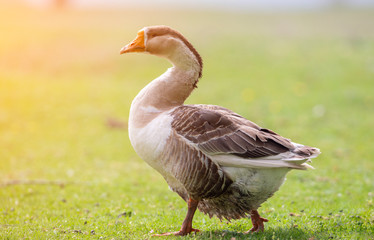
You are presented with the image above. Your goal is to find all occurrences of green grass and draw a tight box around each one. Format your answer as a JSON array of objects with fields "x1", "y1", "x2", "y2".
[{"x1": 1, "y1": 5, "x2": 374, "y2": 239}]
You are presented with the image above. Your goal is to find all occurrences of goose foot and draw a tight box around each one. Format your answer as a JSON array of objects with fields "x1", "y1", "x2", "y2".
[
  {"x1": 153, "y1": 228, "x2": 200, "y2": 236},
  {"x1": 244, "y1": 209, "x2": 269, "y2": 233},
  {"x1": 153, "y1": 198, "x2": 200, "y2": 236}
]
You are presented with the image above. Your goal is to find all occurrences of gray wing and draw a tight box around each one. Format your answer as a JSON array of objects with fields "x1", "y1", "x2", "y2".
[{"x1": 170, "y1": 104, "x2": 300, "y2": 159}]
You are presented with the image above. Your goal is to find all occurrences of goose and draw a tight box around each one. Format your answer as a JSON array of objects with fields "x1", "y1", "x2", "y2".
[{"x1": 120, "y1": 25, "x2": 320, "y2": 236}]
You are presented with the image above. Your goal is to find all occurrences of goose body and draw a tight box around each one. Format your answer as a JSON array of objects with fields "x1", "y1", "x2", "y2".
[{"x1": 120, "y1": 26, "x2": 320, "y2": 235}]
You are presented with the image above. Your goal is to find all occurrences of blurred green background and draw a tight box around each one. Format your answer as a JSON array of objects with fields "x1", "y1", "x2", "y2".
[{"x1": 0, "y1": 1, "x2": 373, "y2": 239}]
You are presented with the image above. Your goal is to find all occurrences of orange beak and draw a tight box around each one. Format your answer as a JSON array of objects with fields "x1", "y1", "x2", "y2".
[{"x1": 120, "y1": 30, "x2": 145, "y2": 54}]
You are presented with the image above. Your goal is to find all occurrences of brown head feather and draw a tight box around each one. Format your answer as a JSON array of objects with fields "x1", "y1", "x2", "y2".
[{"x1": 145, "y1": 26, "x2": 203, "y2": 82}]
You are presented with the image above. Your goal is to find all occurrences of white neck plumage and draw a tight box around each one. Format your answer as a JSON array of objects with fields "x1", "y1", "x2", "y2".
[{"x1": 129, "y1": 40, "x2": 202, "y2": 128}]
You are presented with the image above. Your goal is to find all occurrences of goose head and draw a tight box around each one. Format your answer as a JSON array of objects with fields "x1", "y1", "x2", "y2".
[{"x1": 120, "y1": 25, "x2": 202, "y2": 78}]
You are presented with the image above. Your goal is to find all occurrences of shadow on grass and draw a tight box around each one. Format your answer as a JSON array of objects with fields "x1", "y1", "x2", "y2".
[{"x1": 185, "y1": 228, "x2": 312, "y2": 240}]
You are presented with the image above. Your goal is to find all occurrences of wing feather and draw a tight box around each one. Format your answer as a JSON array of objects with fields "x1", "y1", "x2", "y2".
[{"x1": 170, "y1": 105, "x2": 319, "y2": 167}]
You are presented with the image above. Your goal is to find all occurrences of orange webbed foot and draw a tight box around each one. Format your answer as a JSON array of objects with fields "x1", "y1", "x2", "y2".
[
  {"x1": 153, "y1": 228, "x2": 200, "y2": 236},
  {"x1": 244, "y1": 210, "x2": 269, "y2": 233}
]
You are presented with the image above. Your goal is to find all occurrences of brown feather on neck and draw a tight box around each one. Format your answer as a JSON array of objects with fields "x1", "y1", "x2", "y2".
[{"x1": 145, "y1": 25, "x2": 203, "y2": 80}]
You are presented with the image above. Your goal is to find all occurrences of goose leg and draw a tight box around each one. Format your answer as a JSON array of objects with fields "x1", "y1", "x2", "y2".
[
  {"x1": 245, "y1": 209, "x2": 269, "y2": 233},
  {"x1": 153, "y1": 198, "x2": 200, "y2": 236}
]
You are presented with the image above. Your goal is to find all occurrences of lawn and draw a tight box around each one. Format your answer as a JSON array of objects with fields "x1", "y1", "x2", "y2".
[{"x1": 1, "y1": 4, "x2": 374, "y2": 239}]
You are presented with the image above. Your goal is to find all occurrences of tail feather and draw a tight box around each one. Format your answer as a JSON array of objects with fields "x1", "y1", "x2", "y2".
[
  {"x1": 211, "y1": 142, "x2": 320, "y2": 170},
  {"x1": 292, "y1": 144, "x2": 321, "y2": 159}
]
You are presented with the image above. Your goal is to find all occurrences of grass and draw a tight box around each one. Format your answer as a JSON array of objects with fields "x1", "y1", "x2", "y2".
[{"x1": 1, "y1": 4, "x2": 374, "y2": 239}]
